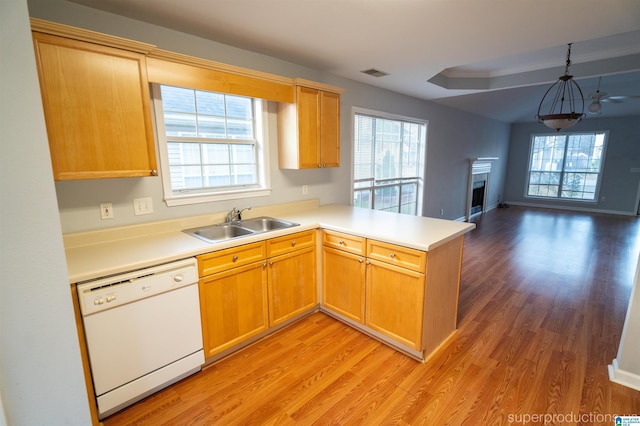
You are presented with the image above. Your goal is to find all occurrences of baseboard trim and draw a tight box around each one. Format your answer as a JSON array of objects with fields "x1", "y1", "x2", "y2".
[
  {"x1": 505, "y1": 201, "x2": 637, "y2": 217},
  {"x1": 608, "y1": 358, "x2": 640, "y2": 391}
]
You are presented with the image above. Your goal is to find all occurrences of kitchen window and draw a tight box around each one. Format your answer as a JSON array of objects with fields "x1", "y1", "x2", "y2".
[
  {"x1": 525, "y1": 132, "x2": 607, "y2": 201},
  {"x1": 152, "y1": 84, "x2": 270, "y2": 206},
  {"x1": 352, "y1": 108, "x2": 426, "y2": 215}
]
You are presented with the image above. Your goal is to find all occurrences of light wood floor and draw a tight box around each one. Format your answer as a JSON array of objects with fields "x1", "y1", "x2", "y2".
[{"x1": 103, "y1": 206, "x2": 640, "y2": 425}]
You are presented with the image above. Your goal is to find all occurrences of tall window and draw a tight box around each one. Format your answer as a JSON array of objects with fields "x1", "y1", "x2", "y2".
[
  {"x1": 153, "y1": 84, "x2": 270, "y2": 206},
  {"x1": 353, "y1": 108, "x2": 426, "y2": 214},
  {"x1": 526, "y1": 132, "x2": 607, "y2": 201}
]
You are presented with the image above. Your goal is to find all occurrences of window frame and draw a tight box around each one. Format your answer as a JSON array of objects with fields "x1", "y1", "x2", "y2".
[
  {"x1": 151, "y1": 84, "x2": 271, "y2": 207},
  {"x1": 351, "y1": 106, "x2": 427, "y2": 215},
  {"x1": 524, "y1": 131, "x2": 608, "y2": 203}
]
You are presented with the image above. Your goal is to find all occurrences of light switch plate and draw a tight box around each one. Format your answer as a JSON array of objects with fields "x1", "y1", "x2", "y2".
[{"x1": 133, "y1": 197, "x2": 153, "y2": 215}]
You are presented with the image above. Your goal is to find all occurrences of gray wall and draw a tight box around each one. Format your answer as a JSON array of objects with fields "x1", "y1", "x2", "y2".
[
  {"x1": 505, "y1": 116, "x2": 640, "y2": 215},
  {"x1": 27, "y1": 0, "x2": 511, "y2": 233},
  {"x1": 0, "y1": 0, "x2": 511, "y2": 422},
  {"x1": 0, "y1": 0, "x2": 92, "y2": 424}
]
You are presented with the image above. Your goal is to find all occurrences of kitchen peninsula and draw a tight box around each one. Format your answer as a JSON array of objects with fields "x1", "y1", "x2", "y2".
[{"x1": 67, "y1": 201, "x2": 475, "y2": 362}]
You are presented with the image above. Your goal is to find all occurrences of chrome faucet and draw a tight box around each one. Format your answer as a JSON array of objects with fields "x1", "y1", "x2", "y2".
[{"x1": 226, "y1": 206, "x2": 251, "y2": 223}]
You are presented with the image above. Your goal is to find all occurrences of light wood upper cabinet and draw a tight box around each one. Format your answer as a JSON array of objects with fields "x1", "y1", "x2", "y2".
[
  {"x1": 277, "y1": 82, "x2": 343, "y2": 169},
  {"x1": 32, "y1": 32, "x2": 157, "y2": 180}
]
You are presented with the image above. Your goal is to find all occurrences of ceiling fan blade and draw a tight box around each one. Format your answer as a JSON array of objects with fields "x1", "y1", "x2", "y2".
[
  {"x1": 607, "y1": 95, "x2": 630, "y2": 100},
  {"x1": 602, "y1": 98, "x2": 624, "y2": 104}
]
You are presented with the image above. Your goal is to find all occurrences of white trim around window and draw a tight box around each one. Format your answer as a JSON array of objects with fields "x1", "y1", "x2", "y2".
[{"x1": 151, "y1": 84, "x2": 271, "y2": 207}]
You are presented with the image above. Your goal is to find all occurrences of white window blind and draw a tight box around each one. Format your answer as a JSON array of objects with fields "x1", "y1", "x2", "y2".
[{"x1": 353, "y1": 109, "x2": 426, "y2": 214}]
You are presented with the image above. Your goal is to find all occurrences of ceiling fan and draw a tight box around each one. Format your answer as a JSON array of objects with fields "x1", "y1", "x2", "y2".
[{"x1": 588, "y1": 77, "x2": 640, "y2": 114}]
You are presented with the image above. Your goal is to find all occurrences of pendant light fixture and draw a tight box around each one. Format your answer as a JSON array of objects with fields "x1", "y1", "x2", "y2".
[{"x1": 536, "y1": 43, "x2": 585, "y2": 131}]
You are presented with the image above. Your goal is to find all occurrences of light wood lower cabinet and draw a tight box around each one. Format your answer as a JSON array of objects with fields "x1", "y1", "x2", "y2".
[
  {"x1": 321, "y1": 230, "x2": 366, "y2": 324},
  {"x1": 197, "y1": 231, "x2": 318, "y2": 358},
  {"x1": 199, "y1": 261, "x2": 268, "y2": 358},
  {"x1": 365, "y1": 259, "x2": 425, "y2": 351},
  {"x1": 267, "y1": 231, "x2": 317, "y2": 327},
  {"x1": 197, "y1": 242, "x2": 268, "y2": 358},
  {"x1": 322, "y1": 230, "x2": 461, "y2": 357},
  {"x1": 196, "y1": 228, "x2": 463, "y2": 362}
]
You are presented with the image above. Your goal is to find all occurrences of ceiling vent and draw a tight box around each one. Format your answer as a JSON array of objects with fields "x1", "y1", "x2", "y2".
[{"x1": 361, "y1": 68, "x2": 389, "y2": 78}]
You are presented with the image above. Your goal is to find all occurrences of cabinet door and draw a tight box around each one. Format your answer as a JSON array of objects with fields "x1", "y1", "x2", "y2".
[
  {"x1": 365, "y1": 259, "x2": 425, "y2": 351},
  {"x1": 268, "y1": 246, "x2": 317, "y2": 326},
  {"x1": 319, "y1": 90, "x2": 340, "y2": 168},
  {"x1": 322, "y1": 246, "x2": 365, "y2": 323},
  {"x1": 199, "y1": 261, "x2": 268, "y2": 358},
  {"x1": 296, "y1": 86, "x2": 321, "y2": 169},
  {"x1": 32, "y1": 32, "x2": 157, "y2": 180}
]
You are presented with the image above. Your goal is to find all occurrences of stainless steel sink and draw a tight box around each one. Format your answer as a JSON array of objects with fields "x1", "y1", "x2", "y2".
[
  {"x1": 183, "y1": 216, "x2": 299, "y2": 244},
  {"x1": 237, "y1": 217, "x2": 297, "y2": 232}
]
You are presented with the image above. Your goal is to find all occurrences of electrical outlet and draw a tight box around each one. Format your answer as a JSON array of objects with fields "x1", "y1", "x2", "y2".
[
  {"x1": 302, "y1": 185, "x2": 309, "y2": 195},
  {"x1": 133, "y1": 197, "x2": 154, "y2": 215},
  {"x1": 440, "y1": 209, "x2": 444, "y2": 216},
  {"x1": 100, "y1": 203, "x2": 114, "y2": 220}
]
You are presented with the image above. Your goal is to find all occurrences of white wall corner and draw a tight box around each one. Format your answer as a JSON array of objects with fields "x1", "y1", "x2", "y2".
[{"x1": 608, "y1": 358, "x2": 640, "y2": 391}]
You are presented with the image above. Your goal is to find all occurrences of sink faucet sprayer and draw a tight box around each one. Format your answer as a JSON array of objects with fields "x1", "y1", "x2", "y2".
[{"x1": 227, "y1": 206, "x2": 251, "y2": 223}]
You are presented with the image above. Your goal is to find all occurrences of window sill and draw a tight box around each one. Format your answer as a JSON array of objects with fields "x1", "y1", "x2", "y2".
[{"x1": 524, "y1": 195, "x2": 598, "y2": 204}]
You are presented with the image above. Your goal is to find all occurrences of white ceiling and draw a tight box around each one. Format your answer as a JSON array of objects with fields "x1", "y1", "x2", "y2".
[{"x1": 69, "y1": 0, "x2": 640, "y2": 123}]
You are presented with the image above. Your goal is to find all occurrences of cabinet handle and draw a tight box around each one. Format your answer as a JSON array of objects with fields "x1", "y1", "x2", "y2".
[
  {"x1": 232, "y1": 255, "x2": 239, "y2": 262},
  {"x1": 390, "y1": 253, "x2": 396, "y2": 259},
  {"x1": 291, "y1": 241, "x2": 296, "y2": 246}
]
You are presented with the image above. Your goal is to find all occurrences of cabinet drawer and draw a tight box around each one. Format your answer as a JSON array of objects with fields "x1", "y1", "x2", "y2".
[
  {"x1": 322, "y1": 230, "x2": 365, "y2": 255},
  {"x1": 197, "y1": 241, "x2": 266, "y2": 277},
  {"x1": 366, "y1": 240, "x2": 427, "y2": 273},
  {"x1": 267, "y1": 230, "x2": 316, "y2": 257}
]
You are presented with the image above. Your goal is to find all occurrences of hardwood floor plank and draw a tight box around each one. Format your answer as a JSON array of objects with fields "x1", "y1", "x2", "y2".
[{"x1": 103, "y1": 207, "x2": 640, "y2": 425}]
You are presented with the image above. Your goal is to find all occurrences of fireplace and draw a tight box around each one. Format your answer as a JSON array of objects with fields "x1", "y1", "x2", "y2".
[
  {"x1": 466, "y1": 158, "x2": 498, "y2": 221},
  {"x1": 470, "y1": 180, "x2": 486, "y2": 215}
]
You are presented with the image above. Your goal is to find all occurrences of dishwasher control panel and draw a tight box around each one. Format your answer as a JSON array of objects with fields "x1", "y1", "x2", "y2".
[{"x1": 76, "y1": 258, "x2": 198, "y2": 316}]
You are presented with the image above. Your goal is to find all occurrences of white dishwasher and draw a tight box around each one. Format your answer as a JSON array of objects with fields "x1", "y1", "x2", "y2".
[{"x1": 76, "y1": 257, "x2": 204, "y2": 419}]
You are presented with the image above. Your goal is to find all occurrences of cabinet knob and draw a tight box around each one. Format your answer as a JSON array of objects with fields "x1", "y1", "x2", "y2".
[
  {"x1": 232, "y1": 255, "x2": 239, "y2": 262},
  {"x1": 291, "y1": 241, "x2": 296, "y2": 246},
  {"x1": 269, "y1": 261, "x2": 274, "y2": 266},
  {"x1": 339, "y1": 240, "x2": 344, "y2": 245},
  {"x1": 390, "y1": 253, "x2": 396, "y2": 259},
  {"x1": 150, "y1": 169, "x2": 158, "y2": 176},
  {"x1": 359, "y1": 259, "x2": 364, "y2": 264}
]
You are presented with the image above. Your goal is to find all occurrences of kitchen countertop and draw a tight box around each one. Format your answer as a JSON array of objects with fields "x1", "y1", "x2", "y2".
[{"x1": 65, "y1": 203, "x2": 475, "y2": 283}]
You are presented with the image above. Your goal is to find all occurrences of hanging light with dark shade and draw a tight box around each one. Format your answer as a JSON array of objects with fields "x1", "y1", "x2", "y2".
[{"x1": 536, "y1": 43, "x2": 585, "y2": 131}]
